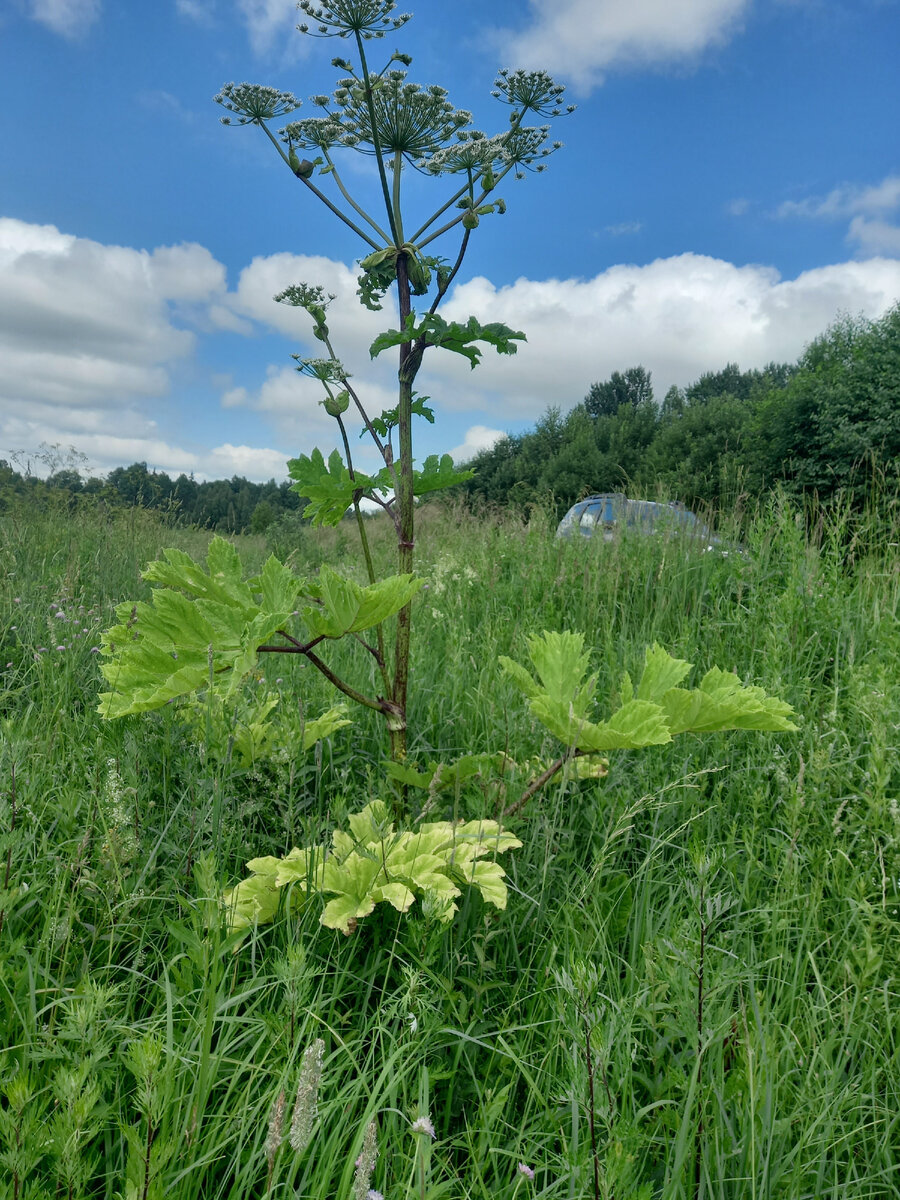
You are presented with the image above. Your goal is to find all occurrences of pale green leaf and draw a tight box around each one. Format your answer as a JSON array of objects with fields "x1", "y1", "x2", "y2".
[
  {"x1": 498, "y1": 655, "x2": 542, "y2": 700},
  {"x1": 301, "y1": 704, "x2": 352, "y2": 751},
  {"x1": 571, "y1": 699, "x2": 672, "y2": 752},
  {"x1": 527, "y1": 630, "x2": 593, "y2": 702},
  {"x1": 635, "y1": 644, "x2": 693, "y2": 702},
  {"x1": 412, "y1": 454, "x2": 474, "y2": 496},
  {"x1": 347, "y1": 799, "x2": 393, "y2": 844},
  {"x1": 662, "y1": 668, "x2": 799, "y2": 735},
  {"x1": 372, "y1": 881, "x2": 416, "y2": 913},
  {"x1": 458, "y1": 860, "x2": 509, "y2": 909},
  {"x1": 223, "y1": 874, "x2": 281, "y2": 930}
]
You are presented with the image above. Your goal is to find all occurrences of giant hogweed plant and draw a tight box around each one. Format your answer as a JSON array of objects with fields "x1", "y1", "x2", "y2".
[{"x1": 95, "y1": 1, "x2": 797, "y2": 935}]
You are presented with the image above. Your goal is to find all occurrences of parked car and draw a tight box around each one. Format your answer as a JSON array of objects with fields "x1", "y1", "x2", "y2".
[{"x1": 556, "y1": 493, "x2": 716, "y2": 544}]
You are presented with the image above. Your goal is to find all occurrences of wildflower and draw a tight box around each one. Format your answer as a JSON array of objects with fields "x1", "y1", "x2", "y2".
[
  {"x1": 517, "y1": 1162, "x2": 535, "y2": 1179},
  {"x1": 90, "y1": 647, "x2": 100, "y2": 654},
  {"x1": 411, "y1": 1115, "x2": 435, "y2": 1139},
  {"x1": 354, "y1": 1119, "x2": 378, "y2": 1200},
  {"x1": 54, "y1": 610, "x2": 67, "y2": 619},
  {"x1": 289, "y1": 1038, "x2": 324, "y2": 1152},
  {"x1": 55, "y1": 645, "x2": 66, "y2": 651},
  {"x1": 366, "y1": 1192, "x2": 384, "y2": 1200}
]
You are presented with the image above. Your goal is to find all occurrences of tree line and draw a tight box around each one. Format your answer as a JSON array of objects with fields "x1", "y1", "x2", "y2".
[
  {"x1": 0, "y1": 457, "x2": 308, "y2": 535},
  {"x1": 461, "y1": 304, "x2": 900, "y2": 514},
  {"x1": 3, "y1": 305, "x2": 897, "y2": 531}
]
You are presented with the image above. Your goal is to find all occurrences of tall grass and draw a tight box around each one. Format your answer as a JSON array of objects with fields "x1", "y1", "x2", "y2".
[{"x1": 0, "y1": 490, "x2": 898, "y2": 1199}]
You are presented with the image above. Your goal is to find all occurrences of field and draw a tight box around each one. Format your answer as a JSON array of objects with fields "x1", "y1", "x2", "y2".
[{"x1": 1, "y1": 493, "x2": 899, "y2": 1199}]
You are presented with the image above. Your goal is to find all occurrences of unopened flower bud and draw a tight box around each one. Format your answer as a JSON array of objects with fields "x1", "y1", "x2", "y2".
[{"x1": 323, "y1": 390, "x2": 350, "y2": 416}]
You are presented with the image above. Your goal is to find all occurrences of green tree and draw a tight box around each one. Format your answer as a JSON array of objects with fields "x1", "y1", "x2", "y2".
[
  {"x1": 754, "y1": 306, "x2": 900, "y2": 502},
  {"x1": 250, "y1": 499, "x2": 276, "y2": 534},
  {"x1": 584, "y1": 366, "x2": 653, "y2": 419}
]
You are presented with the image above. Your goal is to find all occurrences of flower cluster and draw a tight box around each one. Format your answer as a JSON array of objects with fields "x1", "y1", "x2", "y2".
[
  {"x1": 274, "y1": 283, "x2": 335, "y2": 309},
  {"x1": 298, "y1": 0, "x2": 412, "y2": 40},
  {"x1": 286, "y1": 71, "x2": 472, "y2": 162},
  {"x1": 418, "y1": 129, "x2": 505, "y2": 176},
  {"x1": 491, "y1": 68, "x2": 576, "y2": 119},
  {"x1": 215, "y1": 83, "x2": 301, "y2": 126},
  {"x1": 291, "y1": 355, "x2": 350, "y2": 382}
]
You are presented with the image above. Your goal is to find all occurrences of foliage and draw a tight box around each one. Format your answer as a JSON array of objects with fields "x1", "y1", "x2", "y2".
[
  {"x1": 2, "y1": 497, "x2": 899, "y2": 1198},
  {"x1": 180, "y1": 684, "x2": 351, "y2": 768},
  {"x1": 97, "y1": 537, "x2": 300, "y2": 718},
  {"x1": 584, "y1": 365, "x2": 654, "y2": 418},
  {"x1": 224, "y1": 799, "x2": 521, "y2": 934},
  {"x1": 97, "y1": 535, "x2": 421, "y2": 722},
  {"x1": 501, "y1": 633, "x2": 796, "y2": 755},
  {"x1": 462, "y1": 306, "x2": 899, "y2": 514}
]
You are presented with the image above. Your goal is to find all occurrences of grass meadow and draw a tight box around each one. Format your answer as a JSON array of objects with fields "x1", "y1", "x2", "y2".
[{"x1": 1, "y1": 492, "x2": 899, "y2": 1199}]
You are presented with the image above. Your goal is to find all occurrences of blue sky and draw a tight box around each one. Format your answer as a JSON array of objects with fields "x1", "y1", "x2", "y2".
[{"x1": 1, "y1": 0, "x2": 899, "y2": 481}]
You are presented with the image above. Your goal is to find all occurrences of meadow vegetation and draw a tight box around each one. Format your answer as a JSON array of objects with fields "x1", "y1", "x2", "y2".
[{"x1": 1, "y1": 491, "x2": 898, "y2": 1199}]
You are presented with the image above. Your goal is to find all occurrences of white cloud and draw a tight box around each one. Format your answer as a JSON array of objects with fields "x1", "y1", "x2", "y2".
[
  {"x1": 848, "y1": 216, "x2": 900, "y2": 257},
  {"x1": 228, "y1": 250, "x2": 396, "y2": 347},
  {"x1": 205, "y1": 442, "x2": 288, "y2": 479},
  {"x1": 777, "y1": 174, "x2": 900, "y2": 257},
  {"x1": 414, "y1": 254, "x2": 900, "y2": 421},
  {"x1": 0, "y1": 219, "x2": 225, "y2": 413},
  {"x1": 0, "y1": 222, "x2": 230, "y2": 412},
  {"x1": 29, "y1": 0, "x2": 100, "y2": 38},
  {"x1": 449, "y1": 425, "x2": 507, "y2": 465},
  {"x1": 176, "y1": 0, "x2": 216, "y2": 24},
  {"x1": 777, "y1": 175, "x2": 900, "y2": 220},
  {"x1": 0, "y1": 217, "x2": 236, "y2": 477},
  {"x1": 495, "y1": 0, "x2": 749, "y2": 91},
  {"x1": 605, "y1": 221, "x2": 643, "y2": 236},
  {"x1": 221, "y1": 386, "x2": 250, "y2": 408},
  {"x1": 235, "y1": 0, "x2": 303, "y2": 56}
]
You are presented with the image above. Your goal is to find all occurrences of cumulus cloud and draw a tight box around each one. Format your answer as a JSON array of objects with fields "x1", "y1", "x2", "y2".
[
  {"x1": 29, "y1": 0, "x2": 100, "y2": 39},
  {"x1": 227, "y1": 250, "x2": 396, "y2": 347},
  {"x1": 495, "y1": 0, "x2": 749, "y2": 92},
  {"x1": 205, "y1": 442, "x2": 289, "y2": 479},
  {"x1": 235, "y1": 0, "x2": 304, "y2": 56},
  {"x1": 0, "y1": 217, "x2": 235, "y2": 476},
  {"x1": 449, "y1": 425, "x2": 507, "y2": 466},
  {"x1": 0, "y1": 219, "x2": 224, "y2": 411},
  {"x1": 413, "y1": 253, "x2": 900, "y2": 421},
  {"x1": 6, "y1": 218, "x2": 899, "y2": 483},
  {"x1": 777, "y1": 174, "x2": 900, "y2": 258}
]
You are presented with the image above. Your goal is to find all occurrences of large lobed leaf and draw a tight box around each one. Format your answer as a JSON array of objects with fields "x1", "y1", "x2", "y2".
[
  {"x1": 501, "y1": 636, "x2": 798, "y2": 755},
  {"x1": 225, "y1": 800, "x2": 522, "y2": 934},
  {"x1": 97, "y1": 537, "x2": 300, "y2": 718},
  {"x1": 301, "y1": 564, "x2": 423, "y2": 638},
  {"x1": 287, "y1": 447, "x2": 393, "y2": 527}
]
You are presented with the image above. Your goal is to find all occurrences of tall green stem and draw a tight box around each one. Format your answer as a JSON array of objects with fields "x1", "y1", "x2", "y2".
[
  {"x1": 390, "y1": 251, "x2": 416, "y2": 761},
  {"x1": 355, "y1": 31, "x2": 400, "y2": 247}
]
